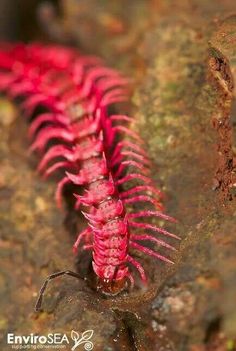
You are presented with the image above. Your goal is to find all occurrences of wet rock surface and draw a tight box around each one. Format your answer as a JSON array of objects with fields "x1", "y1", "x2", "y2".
[{"x1": 0, "y1": 1, "x2": 236, "y2": 350}]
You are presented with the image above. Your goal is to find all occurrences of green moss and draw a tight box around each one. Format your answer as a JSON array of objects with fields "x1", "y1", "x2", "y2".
[{"x1": 227, "y1": 339, "x2": 236, "y2": 351}]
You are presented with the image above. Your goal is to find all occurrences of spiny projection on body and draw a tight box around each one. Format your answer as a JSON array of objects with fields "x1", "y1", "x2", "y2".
[{"x1": 0, "y1": 43, "x2": 179, "y2": 306}]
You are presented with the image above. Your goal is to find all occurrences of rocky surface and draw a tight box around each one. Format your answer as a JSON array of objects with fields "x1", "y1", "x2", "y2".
[{"x1": 0, "y1": 1, "x2": 236, "y2": 350}]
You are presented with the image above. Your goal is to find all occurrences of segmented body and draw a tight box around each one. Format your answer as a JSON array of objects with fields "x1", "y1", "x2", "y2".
[{"x1": 0, "y1": 43, "x2": 179, "y2": 294}]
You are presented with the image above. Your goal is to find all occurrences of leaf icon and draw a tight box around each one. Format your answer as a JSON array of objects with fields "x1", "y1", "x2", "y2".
[
  {"x1": 81, "y1": 330, "x2": 93, "y2": 341},
  {"x1": 71, "y1": 330, "x2": 80, "y2": 341}
]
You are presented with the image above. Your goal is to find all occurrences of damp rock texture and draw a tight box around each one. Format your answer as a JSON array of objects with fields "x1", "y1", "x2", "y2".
[{"x1": 1, "y1": 1, "x2": 236, "y2": 351}]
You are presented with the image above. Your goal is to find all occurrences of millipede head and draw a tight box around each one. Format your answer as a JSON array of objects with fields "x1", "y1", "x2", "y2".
[
  {"x1": 94, "y1": 261, "x2": 131, "y2": 295},
  {"x1": 97, "y1": 277, "x2": 127, "y2": 296}
]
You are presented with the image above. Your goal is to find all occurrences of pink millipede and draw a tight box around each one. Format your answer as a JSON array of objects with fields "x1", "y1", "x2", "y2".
[{"x1": 0, "y1": 43, "x2": 179, "y2": 309}]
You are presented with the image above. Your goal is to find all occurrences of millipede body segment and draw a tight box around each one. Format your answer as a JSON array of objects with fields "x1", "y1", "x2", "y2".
[{"x1": 0, "y1": 43, "x2": 179, "y2": 294}]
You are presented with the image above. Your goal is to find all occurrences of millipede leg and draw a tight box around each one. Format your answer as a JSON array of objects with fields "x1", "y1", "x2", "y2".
[
  {"x1": 126, "y1": 272, "x2": 135, "y2": 290},
  {"x1": 73, "y1": 228, "x2": 92, "y2": 254},
  {"x1": 127, "y1": 255, "x2": 147, "y2": 283}
]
